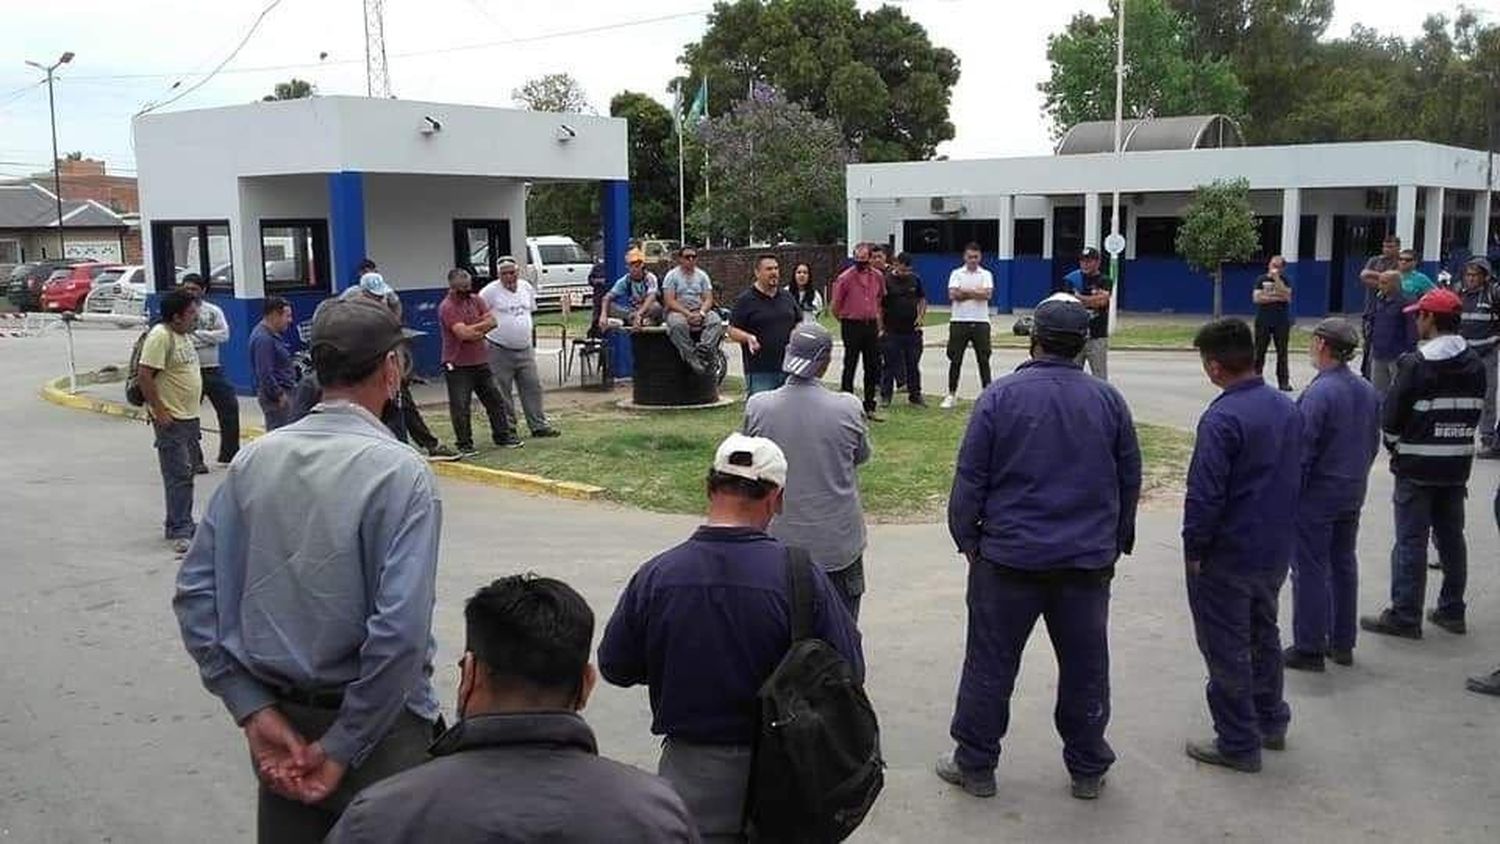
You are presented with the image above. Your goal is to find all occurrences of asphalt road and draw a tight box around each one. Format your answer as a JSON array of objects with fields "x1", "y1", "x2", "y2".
[{"x1": 2, "y1": 325, "x2": 1498, "y2": 843}]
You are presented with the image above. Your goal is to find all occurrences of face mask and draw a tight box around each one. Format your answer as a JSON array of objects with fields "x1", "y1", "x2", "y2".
[{"x1": 854, "y1": 259, "x2": 869, "y2": 269}]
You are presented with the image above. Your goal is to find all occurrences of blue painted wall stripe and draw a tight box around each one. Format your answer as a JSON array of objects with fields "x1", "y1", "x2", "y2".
[
  {"x1": 600, "y1": 180, "x2": 633, "y2": 378},
  {"x1": 328, "y1": 171, "x2": 367, "y2": 292}
]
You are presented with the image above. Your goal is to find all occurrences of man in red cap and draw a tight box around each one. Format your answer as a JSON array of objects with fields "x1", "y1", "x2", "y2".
[{"x1": 1361, "y1": 288, "x2": 1487, "y2": 641}]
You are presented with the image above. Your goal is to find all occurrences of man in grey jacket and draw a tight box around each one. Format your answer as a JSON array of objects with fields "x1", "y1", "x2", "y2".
[
  {"x1": 328, "y1": 575, "x2": 697, "y2": 844},
  {"x1": 744, "y1": 322, "x2": 873, "y2": 618}
]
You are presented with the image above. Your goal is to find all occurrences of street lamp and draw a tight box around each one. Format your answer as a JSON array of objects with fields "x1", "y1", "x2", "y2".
[{"x1": 25, "y1": 51, "x2": 74, "y2": 261}]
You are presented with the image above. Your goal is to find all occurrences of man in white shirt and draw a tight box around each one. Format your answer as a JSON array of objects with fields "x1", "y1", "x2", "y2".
[
  {"x1": 180, "y1": 274, "x2": 240, "y2": 471},
  {"x1": 478, "y1": 257, "x2": 559, "y2": 440},
  {"x1": 943, "y1": 244, "x2": 994, "y2": 409}
]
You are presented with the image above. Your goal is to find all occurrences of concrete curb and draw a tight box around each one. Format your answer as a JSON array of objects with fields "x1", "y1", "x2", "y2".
[{"x1": 39, "y1": 370, "x2": 607, "y2": 503}]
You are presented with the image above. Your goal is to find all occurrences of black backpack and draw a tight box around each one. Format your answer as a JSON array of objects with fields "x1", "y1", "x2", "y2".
[{"x1": 745, "y1": 549, "x2": 883, "y2": 843}]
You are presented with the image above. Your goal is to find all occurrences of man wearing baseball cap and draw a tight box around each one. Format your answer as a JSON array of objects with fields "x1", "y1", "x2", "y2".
[
  {"x1": 1284, "y1": 318, "x2": 1380, "y2": 672},
  {"x1": 1362, "y1": 287, "x2": 1486, "y2": 641},
  {"x1": 1055, "y1": 246, "x2": 1113, "y2": 379},
  {"x1": 744, "y1": 322, "x2": 873, "y2": 618},
  {"x1": 599, "y1": 433, "x2": 863, "y2": 840},
  {"x1": 174, "y1": 297, "x2": 443, "y2": 841},
  {"x1": 598, "y1": 247, "x2": 662, "y2": 331},
  {"x1": 939, "y1": 296, "x2": 1140, "y2": 801},
  {"x1": 1455, "y1": 257, "x2": 1500, "y2": 457}
]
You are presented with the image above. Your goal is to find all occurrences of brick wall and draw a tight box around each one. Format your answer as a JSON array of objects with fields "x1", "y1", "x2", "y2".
[{"x1": 688, "y1": 244, "x2": 847, "y2": 303}]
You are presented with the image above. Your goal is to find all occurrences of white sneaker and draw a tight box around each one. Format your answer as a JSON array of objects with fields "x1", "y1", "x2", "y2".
[{"x1": 940, "y1": 394, "x2": 957, "y2": 409}]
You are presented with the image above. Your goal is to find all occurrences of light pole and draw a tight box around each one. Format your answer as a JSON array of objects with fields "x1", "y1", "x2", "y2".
[
  {"x1": 1106, "y1": 3, "x2": 1125, "y2": 334},
  {"x1": 25, "y1": 51, "x2": 74, "y2": 261}
]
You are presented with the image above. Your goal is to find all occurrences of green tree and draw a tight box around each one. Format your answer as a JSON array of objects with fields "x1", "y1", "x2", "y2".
[
  {"x1": 678, "y1": 0, "x2": 959, "y2": 162},
  {"x1": 263, "y1": 78, "x2": 314, "y2": 101},
  {"x1": 513, "y1": 74, "x2": 598, "y2": 243},
  {"x1": 1176, "y1": 178, "x2": 1260, "y2": 318},
  {"x1": 1040, "y1": 0, "x2": 1248, "y2": 139},
  {"x1": 610, "y1": 91, "x2": 683, "y2": 241},
  {"x1": 694, "y1": 92, "x2": 850, "y2": 244}
]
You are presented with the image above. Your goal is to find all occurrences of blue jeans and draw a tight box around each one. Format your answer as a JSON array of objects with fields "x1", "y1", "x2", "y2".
[
  {"x1": 153, "y1": 418, "x2": 200, "y2": 540},
  {"x1": 1291, "y1": 511, "x2": 1362, "y2": 653},
  {"x1": 950, "y1": 561, "x2": 1115, "y2": 778},
  {"x1": 745, "y1": 371, "x2": 787, "y2": 396},
  {"x1": 1186, "y1": 566, "x2": 1290, "y2": 760},
  {"x1": 259, "y1": 397, "x2": 292, "y2": 431},
  {"x1": 1390, "y1": 478, "x2": 1467, "y2": 625}
]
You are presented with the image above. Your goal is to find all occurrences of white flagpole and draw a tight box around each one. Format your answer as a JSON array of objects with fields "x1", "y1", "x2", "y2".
[
  {"x1": 1108, "y1": 1, "x2": 1125, "y2": 334},
  {"x1": 677, "y1": 93, "x2": 687, "y2": 247},
  {"x1": 702, "y1": 77, "x2": 711, "y2": 248}
]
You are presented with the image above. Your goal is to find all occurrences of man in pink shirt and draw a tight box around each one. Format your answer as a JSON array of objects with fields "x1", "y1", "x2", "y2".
[
  {"x1": 832, "y1": 242, "x2": 887, "y2": 420},
  {"x1": 438, "y1": 267, "x2": 520, "y2": 456}
]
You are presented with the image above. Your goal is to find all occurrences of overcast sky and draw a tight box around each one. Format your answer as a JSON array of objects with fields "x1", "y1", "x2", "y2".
[{"x1": 0, "y1": 0, "x2": 1494, "y2": 179}]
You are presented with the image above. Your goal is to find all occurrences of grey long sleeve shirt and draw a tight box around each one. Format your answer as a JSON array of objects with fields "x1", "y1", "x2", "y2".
[
  {"x1": 188, "y1": 299, "x2": 230, "y2": 368},
  {"x1": 173, "y1": 400, "x2": 442, "y2": 767}
]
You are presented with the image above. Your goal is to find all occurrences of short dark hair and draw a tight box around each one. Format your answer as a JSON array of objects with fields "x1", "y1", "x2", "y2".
[
  {"x1": 358, "y1": 258, "x2": 378, "y2": 273},
  {"x1": 756, "y1": 253, "x2": 779, "y2": 269},
  {"x1": 159, "y1": 289, "x2": 198, "y2": 323},
  {"x1": 870, "y1": 243, "x2": 886, "y2": 255},
  {"x1": 465, "y1": 575, "x2": 593, "y2": 702},
  {"x1": 894, "y1": 251, "x2": 913, "y2": 268},
  {"x1": 1193, "y1": 319, "x2": 1256, "y2": 374},
  {"x1": 1034, "y1": 332, "x2": 1086, "y2": 360},
  {"x1": 1432, "y1": 311, "x2": 1462, "y2": 333},
  {"x1": 706, "y1": 469, "x2": 778, "y2": 501},
  {"x1": 1383, "y1": 234, "x2": 1401, "y2": 245},
  {"x1": 263, "y1": 295, "x2": 290, "y2": 317},
  {"x1": 179, "y1": 273, "x2": 204, "y2": 289},
  {"x1": 963, "y1": 242, "x2": 981, "y2": 254}
]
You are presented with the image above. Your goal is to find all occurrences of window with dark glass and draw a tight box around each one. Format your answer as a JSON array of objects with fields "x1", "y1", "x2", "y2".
[
  {"x1": 1013, "y1": 220, "x2": 1044, "y2": 257},
  {"x1": 900, "y1": 219, "x2": 999, "y2": 254},
  {"x1": 453, "y1": 219, "x2": 513, "y2": 283},
  {"x1": 149, "y1": 220, "x2": 233, "y2": 292},
  {"x1": 260, "y1": 220, "x2": 331, "y2": 293},
  {"x1": 1134, "y1": 217, "x2": 1181, "y2": 257}
]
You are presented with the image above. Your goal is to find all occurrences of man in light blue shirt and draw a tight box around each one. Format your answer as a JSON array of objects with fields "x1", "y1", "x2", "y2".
[{"x1": 174, "y1": 297, "x2": 442, "y2": 843}]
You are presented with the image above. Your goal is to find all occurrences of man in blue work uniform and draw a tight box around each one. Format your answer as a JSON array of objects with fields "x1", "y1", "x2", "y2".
[
  {"x1": 599, "y1": 434, "x2": 863, "y2": 841},
  {"x1": 1182, "y1": 319, "x2": 1301, "y2": 774},
  {"x1": 1284, "y1": 318, "x2": 1381, "y2": 672},
  {"x1": 938, "y1": 295, "x2": 1141, "y2": 801}
]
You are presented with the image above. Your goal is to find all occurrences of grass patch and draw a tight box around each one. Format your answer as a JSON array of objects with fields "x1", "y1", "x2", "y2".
[
  {"x1": 534, "y1": 307, "x2": 954, "y2": 339},
  {"x1": 421, "y1": 386, "x2": 1193, "y2": 522}
]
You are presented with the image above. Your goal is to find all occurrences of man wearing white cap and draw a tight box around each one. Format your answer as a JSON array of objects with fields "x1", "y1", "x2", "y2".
[
  {"x1": 599, "y1": 433, "x2": 863, "y2": 842},
  {"x1": 744, "y1": 322, "x2": 873, "y2": 619},
  {"x1": 478, "y1": 256, "x2": 560, "y2": 440}
]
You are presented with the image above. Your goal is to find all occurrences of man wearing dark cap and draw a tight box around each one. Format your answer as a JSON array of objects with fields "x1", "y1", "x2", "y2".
[
  {"x1": 1056, "y1": 247, "x2": 1112, "y2": 379},
  {"x1": 1182, "y1": 319, "x2": 1301, "y2": 774},
  {"x1": 938, "y1": 295, "x2": 1141, "y2": 801},
  {"x1": 744, "y1": 322, "x2": 873, "y2": 618},
  {"x1": 1284, "y1": 318, "x2": 1380, "y2": 672},
  {"x1": 174, "y1": 297, "x2": 443, "y2": 842},
  {"x1": 1361, "y1": 288, "x2": 1486, "y2": 641},
  {"x1": 1455, "y1": 257, "x2": 1500, "y2": 457}
]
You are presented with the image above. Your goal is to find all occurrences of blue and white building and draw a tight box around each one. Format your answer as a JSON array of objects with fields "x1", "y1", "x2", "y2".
[
  {"x1": 133, "y1": 96, "x2": 629, "y2": 391},
  {"x1": 846, "y1": 115, "x2": 1500, "y2": 317}
]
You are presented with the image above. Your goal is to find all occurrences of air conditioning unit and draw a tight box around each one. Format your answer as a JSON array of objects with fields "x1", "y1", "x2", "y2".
[{"x1": 929, "y1": 196, "x2": 964, "y2": 216}]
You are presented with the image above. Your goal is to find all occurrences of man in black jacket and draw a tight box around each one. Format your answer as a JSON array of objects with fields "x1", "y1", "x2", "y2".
[
  {"x1": 1361, "y1": 288, "x2": 1487, "y2": 640},
  {"x1": 326, "y1": 576, "x2": 697, "y2": 844}
]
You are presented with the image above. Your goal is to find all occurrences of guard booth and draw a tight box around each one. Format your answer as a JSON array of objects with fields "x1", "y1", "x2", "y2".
[{"x1": 133, "y1": 96, "x2": 631, "y2": 391}]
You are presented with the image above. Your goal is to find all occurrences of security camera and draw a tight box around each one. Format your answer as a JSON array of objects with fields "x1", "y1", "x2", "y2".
[
  {"x1": 420, "y1": 116, "x2": 442, "y2": 135},
  {"x1": 556, "y1": 123, "x2": 577, "y2": 142}
]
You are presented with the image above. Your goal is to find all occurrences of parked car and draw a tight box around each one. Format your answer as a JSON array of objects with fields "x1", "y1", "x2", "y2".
[
  {"x1": 524, "y1": 235, "x2": 595, "y2": 311},
  {"x1": 84, "y1": 265, "x2": 148, "y2": 318},
  {"x1": 40, "y1": 263, "x2": 122, "y2": 313},
  {"x1": 6, "y1": 260, "x2": 75, "y2": 311},
  {"x1": 638, "y1": 238, "x2": 681, "y2": 263}
]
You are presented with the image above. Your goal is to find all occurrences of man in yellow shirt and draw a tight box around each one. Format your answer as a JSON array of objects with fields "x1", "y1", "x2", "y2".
[{"x1": 138, "y1": 288, "x2": 204, "y2": 554}]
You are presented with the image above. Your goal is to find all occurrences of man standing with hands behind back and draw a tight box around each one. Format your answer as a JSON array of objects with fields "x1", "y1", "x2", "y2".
[
  {"x1": 831, "y1": 243, "x2": 886, "y2": 420},
  {"x1": 1252, "y1": 256, "x2": 1294, "y2": 391}
]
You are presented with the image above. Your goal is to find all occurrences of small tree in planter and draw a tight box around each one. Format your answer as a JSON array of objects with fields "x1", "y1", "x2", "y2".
[{"x1": 1176, "y1": 178, "x2": 1259, "y2": 319}]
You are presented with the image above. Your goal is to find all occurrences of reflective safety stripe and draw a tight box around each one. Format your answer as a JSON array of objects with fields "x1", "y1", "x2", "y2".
[
  {"x1": 1393, "y1": 442, "x2": 1476, "y2": 456},
  {"x1": 1460, "y1": 312, "x2": 1495, "y2": 321},
  {"x1": 1411, "y1": 397, "x2": 1486, "y2": 411}
]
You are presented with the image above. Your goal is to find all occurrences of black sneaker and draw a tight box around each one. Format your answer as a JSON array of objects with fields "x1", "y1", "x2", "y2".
[
  {"x1": 909, "y1": 396, "x2": 928, "y2": 407},
  {"x1": 1465, "y1": 668, "x2": 1500, "y2": 696},
  {"x1": 1185, "y1": 739, "x2": 1261, "y2": 773},
  {"x1": 1426, "y1": 609, "x2": 1467, "y2": 635},
  {"x1": 1329, "y1": 648, "x2": 1354, "y2": 667},
  {"x1": 496, "y1": 437, "x2": 524, "y2": 449},
  {"x1": 1279, "y1": 383, "x2": 1294, "y2": 392},
  {"x1": 1070, "y1": 774, "x2": 1105, "y2": 800},
  {"x1": 426, "y1": 444, "x2": 461, "y2": 462},
  {"x1": 1262, "y1": 733, "x2": 1287, "y2": 751},
  {"x1": 531, "y1": 428, "x2": 562, "y2": 439},
  {"x1": 192, "y1": 464, "x2": 210, "y2": 475},
  {"x1": 455, "y1": 448, "x2": 479, "y2": 460},
  {"x1": 865, "y1": 410, "x2": 885, "y2": 422},
  {"x1": 1428, "y1": 560, "x2": 1443, "y2": 570},
  {"x1": 934, "y1": 751, "x2": 996, "y2": 798},
  {"x1": 1282, "y1": 646, "x2": 1325, "y2": 673},
  {"x1": 1360, "y1": 610, "x2": 1423, "y2": 640}
]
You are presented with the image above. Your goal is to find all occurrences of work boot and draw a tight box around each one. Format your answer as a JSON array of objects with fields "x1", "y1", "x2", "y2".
[
  {"x1": 1070, "y1": 774, "x2": 1105, "y2": 800},
  {"x1": 1262, "y1": 733, "x2": 1287, "y2": 751},
  {"x1": 1426, "y1": 609, "x2": 1467, "y2": 635},
  {"x1": 1360, "y1": 609, "x2": 1422, "y2": 640},
  {"x1": 531, "y1": 427, "x2": 562, "y2": 439},
  {"x1": 1329, "y1": 648, "x2": 1354, "y2": 667},
  {"x1": 934, "y1": 751, "x2": 996, "y2": 798},
  {"x1": 1282, "y1": 646, "x2": 1326, "y2": 673},
  {"x1": 1184, "y1": 740, "x2": 1261, "y2": 773},
  {"x1": 1465, "y1": 668, "x2": 1500, "y2": 696}
]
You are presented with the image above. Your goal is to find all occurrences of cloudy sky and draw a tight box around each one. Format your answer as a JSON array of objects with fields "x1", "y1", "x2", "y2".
[{"x1": 0, "y1": 0, "x2": 1493, "y2": 180}]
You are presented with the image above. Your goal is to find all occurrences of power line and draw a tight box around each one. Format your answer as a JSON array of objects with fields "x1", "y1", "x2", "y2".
[{"x1": 136, "y1": 0, "x2": 289, "y2": 117}]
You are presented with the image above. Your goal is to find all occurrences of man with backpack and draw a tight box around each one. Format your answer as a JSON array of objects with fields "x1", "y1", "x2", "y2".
[
  {"x1": 599, "y1": 434, "x2": 869, "y2": 842},
  {"x1": 132, "y1": 289, "x2": 204, "y2": 556}
]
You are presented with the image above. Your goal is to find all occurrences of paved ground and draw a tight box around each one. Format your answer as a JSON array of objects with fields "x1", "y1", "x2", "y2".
[{"x1": 3, "y1": 324, "x2": 1499, "y2": 843}]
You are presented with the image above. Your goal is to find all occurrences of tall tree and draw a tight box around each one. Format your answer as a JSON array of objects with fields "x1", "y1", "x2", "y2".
[
  {"x1": 610, "y1": 91, "x2": 683, "y2": 241},
  {"x1": 1176, "y1": 178, "x2": 1259, "y2": 318},
  {"x1": 1040, "y1": 0, "x2": 1248, "y2": 139},
  {"x1": 678, "y1": 0, "x2": 959, "y2": 162},
  {"x1": 513, "y1": 74, "x2": 598, "y2": 244},
  {"x1": 693, "y1": 92, "x2": 850, "y2": 245},
  {"x1": 263, "y1": 78, "x2": 314, "y2": 101}
]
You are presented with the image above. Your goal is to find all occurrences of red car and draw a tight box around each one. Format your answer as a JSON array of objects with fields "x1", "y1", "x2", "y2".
[{"x1": 40, "y1": 263, "x2": 122, "y2": 313}]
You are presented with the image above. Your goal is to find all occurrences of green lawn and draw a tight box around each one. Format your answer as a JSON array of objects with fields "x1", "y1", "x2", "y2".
[
  {"x1": 421, "y1": 386, "x2": 1193, "y2": 523},
  {"x1": 534, "y1": 307, "x2": 954, "y2": 339},
  {"x1": 992, "y1": 319, "x2": 1313, "y2": 351}
]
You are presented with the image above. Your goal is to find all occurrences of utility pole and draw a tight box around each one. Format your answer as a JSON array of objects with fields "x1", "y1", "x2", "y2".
[
  {"x1": 25, "y1": 51, "x2": 74, "y2": 261},
  {"x1": 1106, "y1": 2, "x2": 1125, "y2": 333}
]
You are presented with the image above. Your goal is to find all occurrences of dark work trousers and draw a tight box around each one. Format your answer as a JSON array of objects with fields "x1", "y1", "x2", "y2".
[
  {"x1": 1186, "y1": 566, "x2": 1291, "y2": 761},
  {"x1": 880, "y1": 332, "x2": 922, "y2": 403},
  {"x1": 839, "y1": 319, "x2": 882, "y2": 413},
  {"x1": 443, "y1": 363, "x2": 514, "y2": 451},
  {"x1": 825, "y1": 556, "x2": 866, "y2": 622},
  {"x1": 1291, "y1": 511, "x2": 1361, "y2": 654},
  {"x1": 259, "y1": 397, "x2": 292, "y2": 432},
  {"x1": 1254, "y1": 321, "x2": 1292, "y2": 389},
  {"x1": 1390, "y1": 478, "x2": 1468, "y2": 626},
  {"x1": 950, "y1": 561, "x2": 1115, "y2": 778},
  {"x1": 658, "y1": 738, "x2": 752, "y2": 843},
  {"x1": 153, "y1": 418, "x2": 200, "y2": 540},
  {"x1": 947, "y1": 321, "x2": 993, "y2": 393},
  {"x1": 379, "y1": 384, "x2": 439, "y2": 451},
  {"x1": 256, "y1": 702, "x2": 433, "y2": 844},
  {"x1": 191, "y1": 366, "x2": 240, "y2": 468}
]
